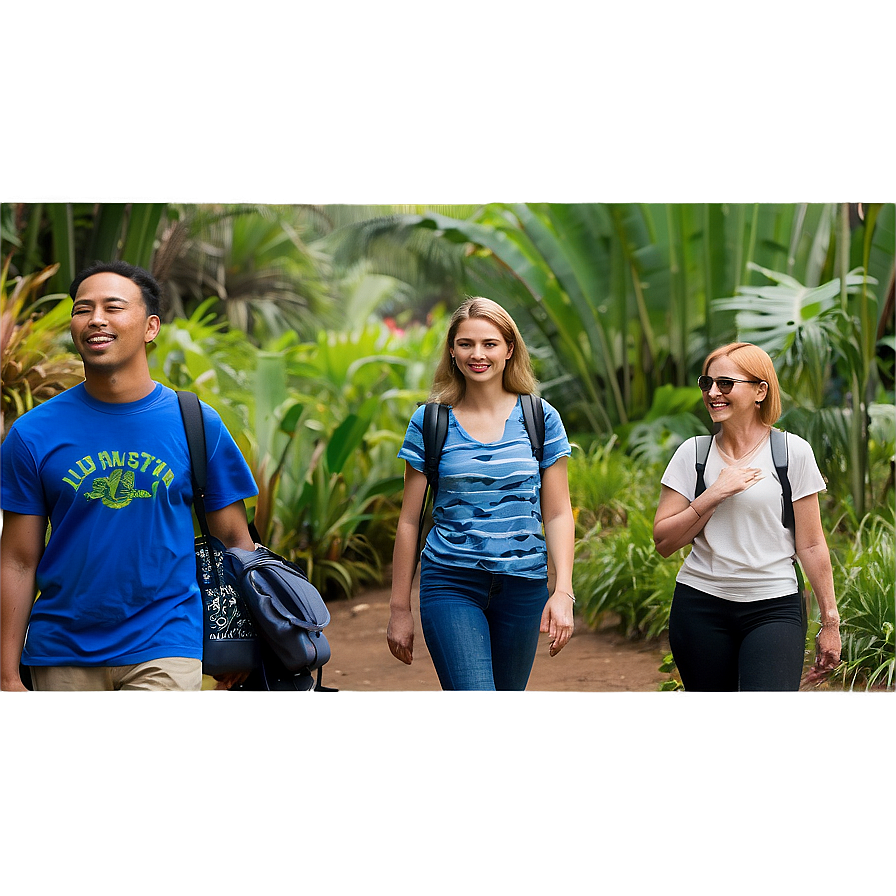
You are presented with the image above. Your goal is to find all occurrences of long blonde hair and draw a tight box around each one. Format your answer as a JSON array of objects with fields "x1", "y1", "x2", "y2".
[
  {"x1": 703, "y1": 342, "x2": 782, "y2": 425},
  {"x1": 429, "y1": 297, "x2": 537, "y2": 405}
]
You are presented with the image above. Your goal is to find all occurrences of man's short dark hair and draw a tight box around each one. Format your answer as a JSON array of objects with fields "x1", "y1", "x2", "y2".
[{"x1": 69, "y1": 261, "x2": 163, "y2": 318}]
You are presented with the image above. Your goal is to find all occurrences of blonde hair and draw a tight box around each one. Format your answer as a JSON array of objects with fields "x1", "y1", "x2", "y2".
[
  {"x1": 703, "y1": 342, "x2": 782, "y2": 425},
  {"x1": 429, "y1": 297, "x2": 538, "y2": 405}
]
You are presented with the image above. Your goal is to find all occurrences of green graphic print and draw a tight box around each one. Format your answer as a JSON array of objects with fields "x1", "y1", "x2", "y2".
[
  {"x1": 84, "y1": 468, "x2": 156, "y2": 509},
  {"x1": 63, "y1": 449, "x2": 175, "y2": 509}
]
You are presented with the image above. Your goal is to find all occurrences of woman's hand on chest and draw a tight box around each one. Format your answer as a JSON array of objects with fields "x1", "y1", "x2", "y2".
[{"x1": 709, "y1": 464, "x2": 765, "y2": 501}]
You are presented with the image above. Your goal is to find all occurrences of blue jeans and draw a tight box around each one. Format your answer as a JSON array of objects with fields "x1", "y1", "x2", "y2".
[{"x1": 419, "y1": 556, "x2": 549, "y2": 691}]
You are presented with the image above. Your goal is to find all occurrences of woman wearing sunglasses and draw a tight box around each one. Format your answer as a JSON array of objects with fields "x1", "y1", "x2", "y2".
[{"x1": 653, "y1": 342, "x2": 841, "y2": 690}]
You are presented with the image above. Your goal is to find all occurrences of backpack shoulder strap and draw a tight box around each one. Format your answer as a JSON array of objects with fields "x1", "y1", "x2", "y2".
[
  {"x1": 519, "y1": 393, "x2": 546, "y2": 466},
  {"x1": 422, "y1": 402, "x2": 450, "y2": 490},
  {"x1": 694, "y1": 434, "x2": 713, "y2": 498},
  {"x1": 770, "y1": 428, "x2": 795, "y2": 534},
  {"x1": 177, "y1": 390, "x2": 210, "y2": 537},
  {"x1": 417, "y1": 403, "x2": 450, "y2": 562}
]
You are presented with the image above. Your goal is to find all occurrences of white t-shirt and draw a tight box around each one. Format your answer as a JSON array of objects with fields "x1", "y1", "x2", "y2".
[{"x1": 660, "y1": 431, "x2": 826, "y2": 601}]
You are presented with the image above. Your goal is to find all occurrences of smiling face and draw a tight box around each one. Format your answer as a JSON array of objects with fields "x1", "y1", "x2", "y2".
[
  {"x1": 703, "y1": 356, "x2": 768, "y2": 424},
  {"x1": 70, "y1": 272, "x2": 160, "y2": 375},
  {"x1": 450, "y1": 317, "x2": 514, "y2": 388}
]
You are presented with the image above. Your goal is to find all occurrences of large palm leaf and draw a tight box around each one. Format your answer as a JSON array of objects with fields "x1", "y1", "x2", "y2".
[
  {"x1": 714, "y1": 262, "x2": 869, "y2": 407},
  {"x1": 161, "y1": 205, "x2": 331, "y2": 340},
  {"x1": 321, "y1": 206, "x2": 473, "y2": 324},
  {"x1": 358, "y1": 205, "x2": 628, "y2": 431}
]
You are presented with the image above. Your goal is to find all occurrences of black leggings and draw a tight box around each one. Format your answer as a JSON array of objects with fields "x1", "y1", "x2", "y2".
[{"x1": 668, "y1": 582, "x2": 807, "y2": 691}]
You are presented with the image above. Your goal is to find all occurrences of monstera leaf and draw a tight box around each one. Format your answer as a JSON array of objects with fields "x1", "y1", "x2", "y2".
[
  {"x1": 714, "y1": 262, "x2": 870, "y2": 355},
  {"x1": 714, "y1": 263, "x2": 875, "y2": 409}
]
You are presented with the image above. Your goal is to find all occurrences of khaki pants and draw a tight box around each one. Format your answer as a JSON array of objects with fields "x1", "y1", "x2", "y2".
[{"x1": 30, "y1": 657, "x2": 202, "y2": 691}]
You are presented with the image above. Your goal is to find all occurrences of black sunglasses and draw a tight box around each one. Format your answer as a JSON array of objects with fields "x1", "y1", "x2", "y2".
[{"x1": 697, "y1": 375, "x2": 761, "y2": 394}]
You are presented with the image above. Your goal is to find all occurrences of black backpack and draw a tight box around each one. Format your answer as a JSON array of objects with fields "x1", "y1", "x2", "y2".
[{"x1": 416, "y1": 394, "x2": 546, "y2": 559}]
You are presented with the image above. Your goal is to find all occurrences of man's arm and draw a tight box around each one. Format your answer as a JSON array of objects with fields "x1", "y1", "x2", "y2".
[
  {"x1": 206, "y1": 500, "x2": 255, "y2": 551},
  {"x1": 1, "y1": 512, "x2": 46, "y2": 691}
]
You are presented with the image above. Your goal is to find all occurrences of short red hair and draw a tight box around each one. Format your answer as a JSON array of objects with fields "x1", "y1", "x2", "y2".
[{"x1": 703, "y1": 342, "x2": 781, "y2": 425}]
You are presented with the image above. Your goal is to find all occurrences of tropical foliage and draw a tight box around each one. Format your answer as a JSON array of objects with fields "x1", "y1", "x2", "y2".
[
  {"x1": 2, "y1": 203, "x2": 167, "y2": 295},
  {"x1": 344, "y1": 203, "x2": 894, "y2": 439},
  {"x1": 715, "y1": 207, "x2": 894, "y2": 521},
  {"x1": 157, "y1": 204, "x2": 333, "y2": 340},
  {"x1": 1, "y1": 261, "x2": 83, "y2": 439},
  {"x1": 574, "y1": 508, "x2": 683, "y2": 641},
  {"x1": 827, "y1": 511, "x2": 895, "y2": 690},
  {"x1": 566, "y1": 437, "x2": 630, "y2": 534}
]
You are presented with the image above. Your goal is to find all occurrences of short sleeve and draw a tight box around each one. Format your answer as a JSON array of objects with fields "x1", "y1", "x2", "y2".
[
  {"x1": 397, "y1": 404, "x2": 427, "y2": 473},
  {"x1": 201, "y1": 403, "x2": 259, "y2": 511},
  {"x1": 786, "y1": 433, "x2": 826, "y2": 501},
  {"x1": 540, "y1": 399, "x2": 571, "y2": 469},
  {"x1": 660, "y1": 438, "x2": 698, "y2": 501},
  {"x1": 0, "y1": 425, "x2": 47, "y2": 515}
]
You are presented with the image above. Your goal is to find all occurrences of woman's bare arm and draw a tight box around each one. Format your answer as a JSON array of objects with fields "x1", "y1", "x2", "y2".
[{"x1": 387, "y1": 464, "x2": 428, "y2": 664}]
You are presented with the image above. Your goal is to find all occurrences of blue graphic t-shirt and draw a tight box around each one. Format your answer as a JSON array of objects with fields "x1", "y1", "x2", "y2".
[
  {"x1": 398, "y1": 396, "x2": 571, "y2": 578},
  {"x1": 1, "y1": 383, "x2": 258, "y2": 667}
]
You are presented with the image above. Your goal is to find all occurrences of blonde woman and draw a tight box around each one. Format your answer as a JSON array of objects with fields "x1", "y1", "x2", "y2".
[
  {"x1": 387, "y1": 298, "x2": 575, "y2": 690},
  {"x1": 653, "y1": 342, "x2": 841, "y2": 691}
]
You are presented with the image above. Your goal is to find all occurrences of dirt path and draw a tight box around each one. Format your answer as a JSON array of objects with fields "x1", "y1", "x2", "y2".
[{"x1": 323, "y1": 585, "x2": 671, "y2": 692}]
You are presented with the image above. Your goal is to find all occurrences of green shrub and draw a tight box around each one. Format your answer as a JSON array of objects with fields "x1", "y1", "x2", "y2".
[
  {"x1": 574, "y1": 509, "x2": 684, "y2": 640},
  {"x1": 567, "y1": 437, "x2": 630, "y2": 535},
  {"x1": 569, "y1": 445, "x2": 681, "y2": 640},
  {"x1": 567, "y1": 440, "x2": 666, "y2": 533},
  {"x1": 618, "y1": 384, "x2": 708, "y2": 466},
  {"x1": 831, "y1": 512, "x2": 895, "y2": 690}
]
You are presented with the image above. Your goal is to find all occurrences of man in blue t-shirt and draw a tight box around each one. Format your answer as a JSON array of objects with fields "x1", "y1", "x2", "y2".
[{"x1": 0, "y1": 261, "x2": 258, "y2": 691}]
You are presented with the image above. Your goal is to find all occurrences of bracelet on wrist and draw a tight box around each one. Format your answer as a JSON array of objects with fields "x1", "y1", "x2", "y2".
[
  {"x1": 820, "y1": 619, "x2": 841, "y2": 628},
  {"x1": 689, "y1": 503, "x2": 701, "y2": 518},
  {"x1": 558, "y1": 590, "x2": 576, "y2": 603}
]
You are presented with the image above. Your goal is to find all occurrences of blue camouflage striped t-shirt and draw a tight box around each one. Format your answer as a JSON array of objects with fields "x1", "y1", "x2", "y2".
[{"x1": 398, "y1": 396, "x2": 571, "y2": 579}]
